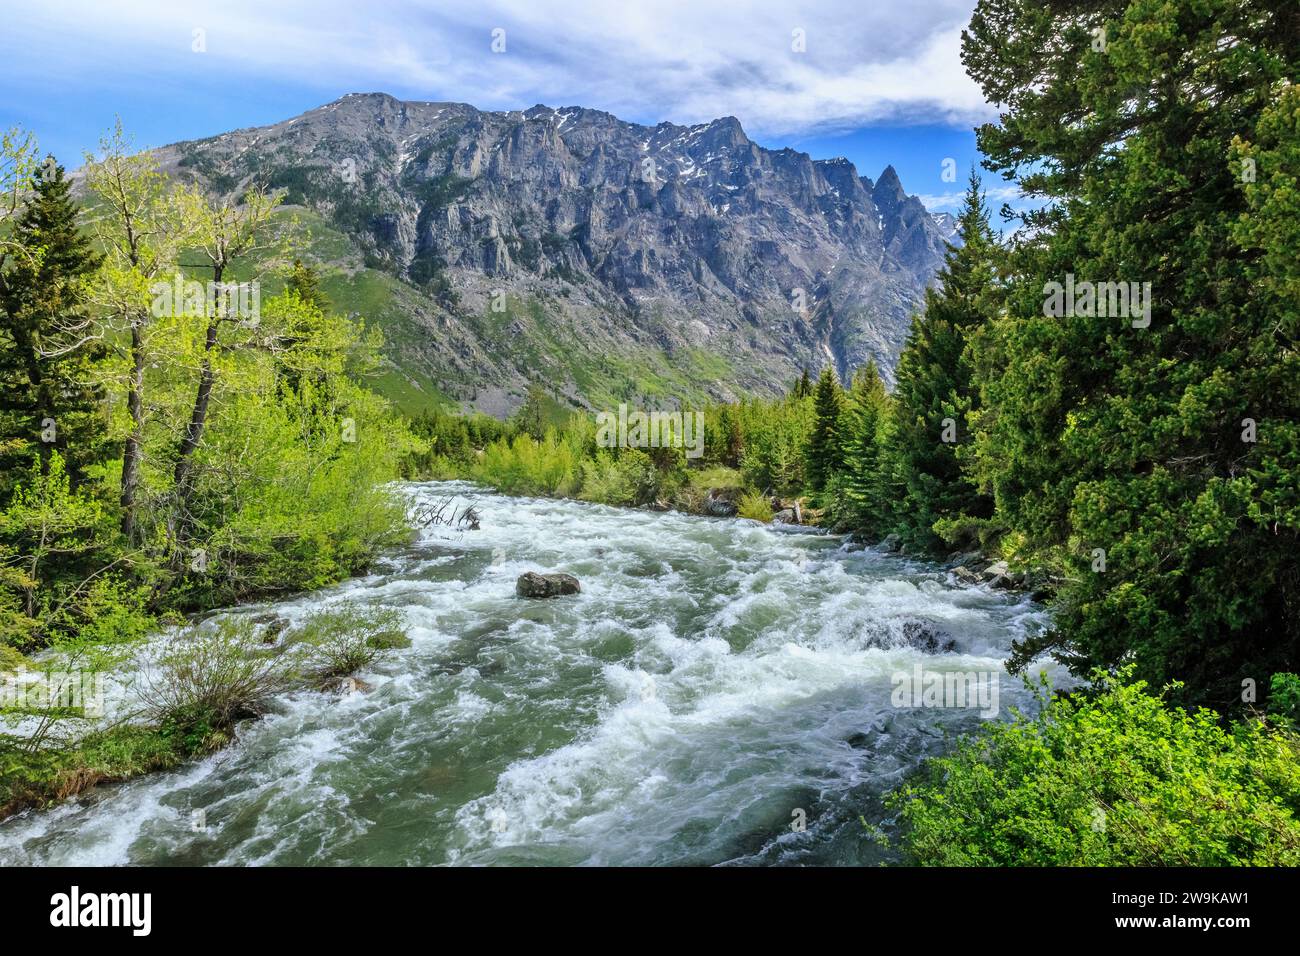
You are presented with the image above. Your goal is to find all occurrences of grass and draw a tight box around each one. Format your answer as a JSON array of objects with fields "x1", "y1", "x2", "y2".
[
  {"x1": 0, "y1": 723, "x2": 210, "y2": 822},
  {"x1": 738, "y1": 490, "x2": 774, "y2": 521}
]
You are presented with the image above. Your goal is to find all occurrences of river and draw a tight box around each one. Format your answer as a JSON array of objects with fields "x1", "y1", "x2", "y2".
[{"x1": 0, "y1": 481, "x2": 1056, "y2": 866}]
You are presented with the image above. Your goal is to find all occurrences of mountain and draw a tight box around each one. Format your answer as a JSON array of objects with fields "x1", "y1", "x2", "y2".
[
  {"x1": 931, "y1": 212, "x2": 961, "y2": 245},
  {"x1": 154, "y1": 92, "x2": 956, "y2": 415}
]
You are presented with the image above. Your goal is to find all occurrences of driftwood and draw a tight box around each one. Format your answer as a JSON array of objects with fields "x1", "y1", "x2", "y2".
[{"x1": 411, "y1": 497, "x2": 481, "y2": 531}]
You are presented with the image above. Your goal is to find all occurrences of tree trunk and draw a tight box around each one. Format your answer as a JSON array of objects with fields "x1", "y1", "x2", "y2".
[
  {"x1": 173, "y1": 321, "x2": 219, "y2": 491},
  {"x1": 171, "y1": 266, "x2": 223, "y2": 542},
  {"x1": 120, "y1": 321, "x2": 146, "y2": 541}
]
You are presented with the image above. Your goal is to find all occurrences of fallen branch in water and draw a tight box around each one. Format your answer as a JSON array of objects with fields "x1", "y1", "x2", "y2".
[{"x1": 411, "y1": 497, "x2": 481, "y2": 531}]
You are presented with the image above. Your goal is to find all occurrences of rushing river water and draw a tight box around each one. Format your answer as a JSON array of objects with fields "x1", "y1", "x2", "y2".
[{"x1": 0, "y1": 481, "x2": 1057, "y2": 866}]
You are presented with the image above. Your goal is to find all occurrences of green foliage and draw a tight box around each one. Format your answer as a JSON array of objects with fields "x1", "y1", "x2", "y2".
[
  {"x1": 577, "y1": 449, "x2": 661, "y2": 507},
  {"x1": 1268, "y1": 673, "x2": 1300, "y2": 729},
  {"x1": 1, "y1": 723, "x2": 188, "y2": 818},
  {"x1": 437, "y1": 392, "x2": 817, "y2": 514},
  {"x1": 790, "y1": 367, "x2": 813, "y2": 399},
  {"x1": 832, "y1": 360, "x2": 892, "y2": 533},
  {"x1": 891, "y1": 673, "x2": 1300, "y2": 866},
  {"x1": 737, "y1": 490, "x2": 774, "y2": 522},
  {"x1": 512, "y1": 382, "x2": 554, "y2": 440},
  {"x1": 285, "y1": 258, "x2": 330, "y2": 312},
  {"x1": 885, "y1": 168, "x2": 997, "y2": 551},
  {"x1": 292, "y1": 603, "x2": 409, "y2": 682},
  {"x1": 404, "y1": 406, "x2": 510, "y2": 477},
  {"x1": 964, "y1": 0, "x2": 1300, "y2": 710},
  {"x1": 473, "y1": 430, "x2": 581, "y2": 498},
  {"x1": 0, "y1": 132, "x2": 416, "y2": 647},
  {"x1": 739, "y1": 395, "x2": 813, "y2": 496},
  {"x1": 806, "y1": 367, "x2": 845, "y2": 492},
  {"x1": 0, "y1": 645, "x2": 27, "y2": 672},
  {"x1": 0, "y1": 158, "x2": 108, "y2": 496},
  {"x1": 135, "y1": 618, "x2": 295, "y2": 729},
  {"x1": 0, "y1": 452, "x2": 151, "y2": 649}
]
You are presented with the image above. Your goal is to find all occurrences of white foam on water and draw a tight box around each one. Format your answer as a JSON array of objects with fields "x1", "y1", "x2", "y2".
[{"x1": 0, "y1": 481, "x2": 1059, "y2": 866}]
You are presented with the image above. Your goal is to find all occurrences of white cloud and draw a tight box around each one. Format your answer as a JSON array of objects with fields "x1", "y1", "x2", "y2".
[
  {"x1": 918, "y1": 185, "x2": 1026, "y2": 212},
  {"x1": 10, "y1": 0, "x2": 992, "y2": 136}
]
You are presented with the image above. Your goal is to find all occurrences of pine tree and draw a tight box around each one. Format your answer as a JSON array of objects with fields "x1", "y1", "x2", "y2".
[
  {"x1": 838, "y1": 359, "x2": 891, "y2": 532},
  {"x1": 286, "y1": 258, "x2": 329, "y2": 312},
  {"x1": 888, "y1": 167, "x2": 997, "y2": 551},
  {"x1": 514, "y1": 383, "x2": 549, "y2": 441},
  {"x1": 963, "y1": 0, "x2": 1300, "y2": 710},
  {"x1": 0, "y1": 159, "x2": 106, "y2": 496},
  {"x1": 791, "y1": 367, "x2": 813, "y2": 399},
  {"x1": 807, "y1": 366, "x2": 845, "y2": 491}
]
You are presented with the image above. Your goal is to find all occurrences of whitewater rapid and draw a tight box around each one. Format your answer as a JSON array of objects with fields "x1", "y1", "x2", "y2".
[{"x1": 0, "y1": 482, "x2": 1058, "y2": 866}]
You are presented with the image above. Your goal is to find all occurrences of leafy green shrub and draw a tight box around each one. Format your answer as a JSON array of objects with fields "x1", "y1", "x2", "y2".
[
  {"x1": 473, "y1": 431, "x2": 579, "y2": 497},
  {"x1": 0, "y1": 645, "x2": 26, "y2": 673},
  {"x1": 0, "y1": 453, "x2": 153, "y2": 650},
  {"x1": 135, "y1": 618, "x2": 295, "y2": 730},
  {"x1": 1268, "y1": 673, "x2": 1300, "y2": 728},
  {"x1": 578, "y1": 450, "x2": 659, "y2": 506},
  {"x1": 292, "y1": 603, "x2": 408, "y2": 682},
  {"x1": 889, "y1": 672, "x2": 1300, "y2": 866},
  {"x1": 737, "y1": 490, "x2": 773, "y2": 522}
]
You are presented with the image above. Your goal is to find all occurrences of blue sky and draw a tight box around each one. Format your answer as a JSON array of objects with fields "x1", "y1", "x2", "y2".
[{"x1": 0, "y1": 0, "x2": 1027, "y2": 217}]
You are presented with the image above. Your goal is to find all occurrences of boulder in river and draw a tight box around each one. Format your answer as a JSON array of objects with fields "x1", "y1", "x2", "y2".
[
  {"x1": 863, "y1": 619, "x2": 958, "y2": 653},
  {"x1": 769, "y1": 497, "x2": 803, "y2": 525},
  {"x1": 250, "y1": 612, "x2": 290, "y2": 644},
  {"x1": 516, "y1": 571, "x2": 581, "y2": 598},
  {"x1": 703, "y1": 488, "x2": 739, "y2": 518},
  {"x1": 946, "y1": 550, "x2": 986, "y2": 571},
  {"x1": 901, "y1": 620, "x2": 959, "y2": 653},
  {"x1": 981, "y1": 560, "x2": 1018, "y2": 589}
]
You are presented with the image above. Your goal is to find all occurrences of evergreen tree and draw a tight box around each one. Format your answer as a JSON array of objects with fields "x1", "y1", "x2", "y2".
[
  {"x1": 513, "y1": 383, "x2": 550, "y2": 441},
  {"x1": 791, "y1": 367, "x2": 813, "y2": 400},
  {"x1": 0, "y1": 159, "x2": 106, "y2": 495},
  {"x1": 888, "y1": 167, "x2": 998, "y2": 551},
  {"x1": 838, "y1": 359, "x2": 891, "y2": 532},
  {"x1": 964, "y1": 0, "x2": 1300, "y2": 710},
  {"x1": 807, "y1": 366, "x2": 845, "y2": 491},
  {"x1": 286, "y1": 258, "x2": 330, "y2": 312}
]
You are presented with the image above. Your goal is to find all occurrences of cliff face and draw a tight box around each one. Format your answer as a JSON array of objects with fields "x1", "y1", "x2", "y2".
[{"x1": 157, "y1": 93, "x2": 956, "y2": 412}]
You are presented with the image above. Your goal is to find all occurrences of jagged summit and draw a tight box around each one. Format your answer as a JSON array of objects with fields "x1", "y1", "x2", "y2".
[{"x1": 154, "y1": 94, "x2": 953, "y2": 412}]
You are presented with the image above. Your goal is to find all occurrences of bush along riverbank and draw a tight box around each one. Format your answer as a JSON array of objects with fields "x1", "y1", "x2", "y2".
[
  {"x1": 1, "y1": 604, "x2": 410, "y2": 822},
  {"x1": 883, "y1": 670, "x2": 1300, "y2": 866}
]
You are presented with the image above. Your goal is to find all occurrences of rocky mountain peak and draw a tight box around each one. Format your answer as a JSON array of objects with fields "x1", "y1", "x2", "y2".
[
  {"x1": 156, "y1": 94, "x2": 955, "y2": 413},
  {"x1": 872, "y1": 164, "x2": 906, "y2": 210}
]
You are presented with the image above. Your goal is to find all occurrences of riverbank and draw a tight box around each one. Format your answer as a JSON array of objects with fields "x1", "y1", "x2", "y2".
[
  {"x1": 1, "y1": 601, "x2": 413, "y2": 827},
  {"x1": 1, "y1": 723, "x2": 220, "y2": 823}
]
